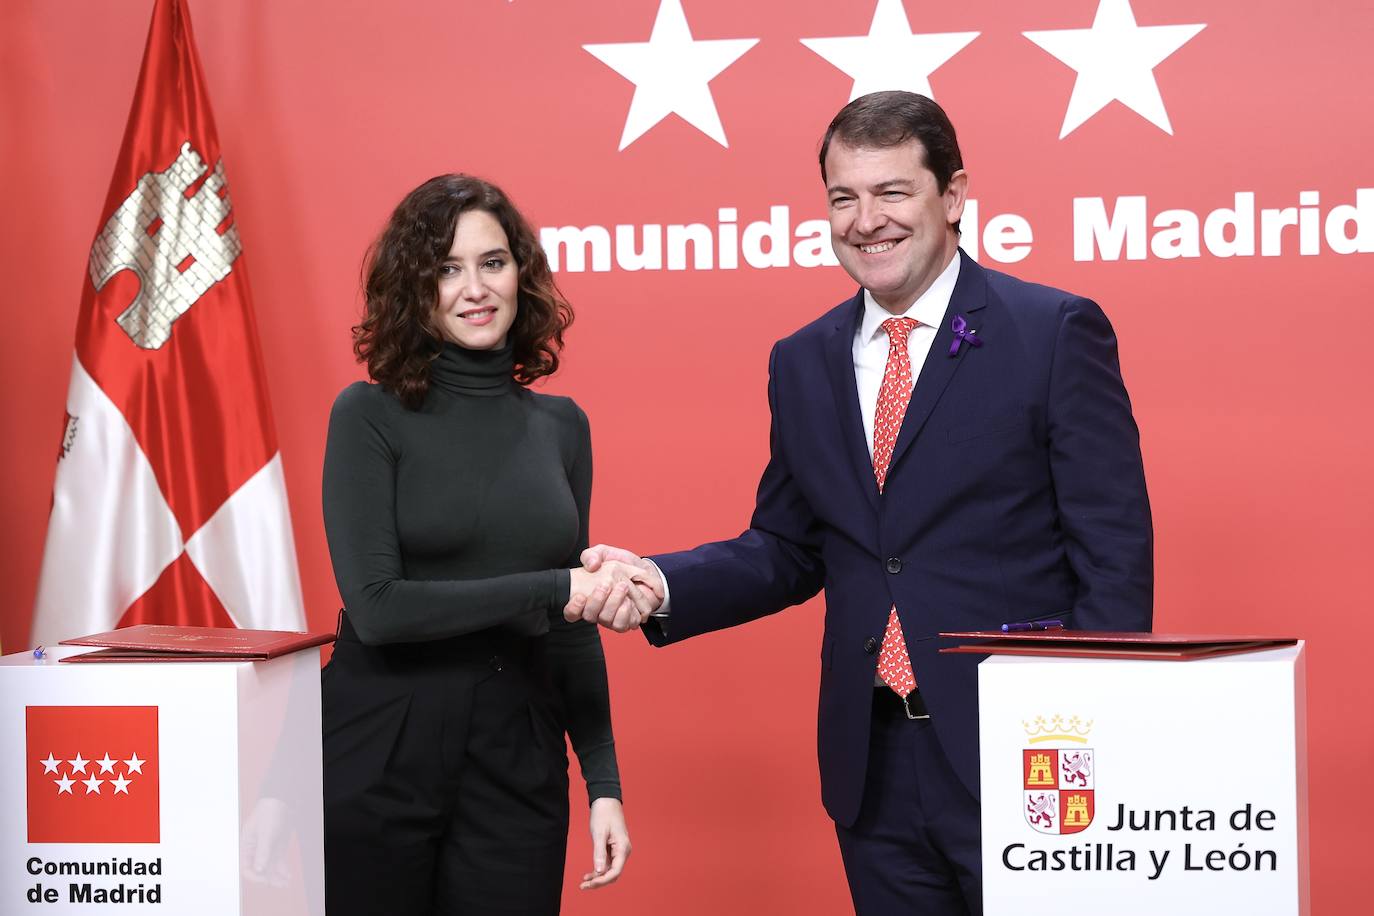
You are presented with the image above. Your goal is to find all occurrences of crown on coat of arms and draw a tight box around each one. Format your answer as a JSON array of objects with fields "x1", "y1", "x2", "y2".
[{"x1": 1023, "y1": 714, "x2": 1093, "y2": 744}]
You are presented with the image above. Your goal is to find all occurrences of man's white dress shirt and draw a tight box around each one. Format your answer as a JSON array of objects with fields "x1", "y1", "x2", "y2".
[{"x1": 651, "y1": 252, "x2": 962, "y2": 618}]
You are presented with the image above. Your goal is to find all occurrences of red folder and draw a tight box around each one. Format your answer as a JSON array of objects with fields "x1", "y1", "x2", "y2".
[
  {"x1": 938, "y1": 630, "x2": 1297, "y2": 661},
  {"x1": 58, "y1": 624, "x2": 334, "y2": 663}
]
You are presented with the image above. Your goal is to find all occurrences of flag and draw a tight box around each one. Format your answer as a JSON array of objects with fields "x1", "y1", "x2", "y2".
[
  {"x1": 30, "y1": 0, "x2": 304, "y2": 645},
  {"x1": 26, "y1": 706, "x2": 160, "y2": 844}
]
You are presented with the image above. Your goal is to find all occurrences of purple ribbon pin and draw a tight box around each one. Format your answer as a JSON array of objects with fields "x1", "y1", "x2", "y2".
[{"x1": 948, "y1": 314, "x2": 983, "y2": 357}]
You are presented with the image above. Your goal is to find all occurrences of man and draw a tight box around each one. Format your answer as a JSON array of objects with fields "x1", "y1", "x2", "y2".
[{"x1": 569, "y1": 91, "x2": 1152, "y2": 914}]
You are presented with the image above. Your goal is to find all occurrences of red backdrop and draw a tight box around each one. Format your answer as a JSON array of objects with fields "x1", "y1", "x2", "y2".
[{"x1": 3, "y1": 1, "x2": 1370, "y2": 912}]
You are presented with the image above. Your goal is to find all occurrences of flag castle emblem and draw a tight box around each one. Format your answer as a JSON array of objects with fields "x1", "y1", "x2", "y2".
[
  {"x1": 26, "y1": 706, "x2": 160, "y2": 844},
  {"x1": 1022, "y1": 714, "x2": 1095, "y2": 835}
]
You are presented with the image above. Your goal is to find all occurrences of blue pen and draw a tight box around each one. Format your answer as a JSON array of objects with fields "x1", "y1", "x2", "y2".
[{"x1": 1001, "y1": 620, "x2": 1064, "y2": 633}]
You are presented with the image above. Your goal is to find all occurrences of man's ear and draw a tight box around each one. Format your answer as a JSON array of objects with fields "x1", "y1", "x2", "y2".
[{"x1": 944, "y1": 169, "x2": 969, "y2": 226}]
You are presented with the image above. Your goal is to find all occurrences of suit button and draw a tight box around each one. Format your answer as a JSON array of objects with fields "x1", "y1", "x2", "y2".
[
  {"x1": 886, "y1": 557, "x2": 902, "y2": 574},
  {"x1": 489, "y1": 655, "x2": 503, "y2": 672},
  {"x1": 864, "y1": 637, "x2": 878, "y2": 654}
]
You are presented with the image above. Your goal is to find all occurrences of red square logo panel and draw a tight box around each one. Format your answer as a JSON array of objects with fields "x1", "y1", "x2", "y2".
[{"x1": 25, "y1": 706, "x2": 160, "y2": 843}]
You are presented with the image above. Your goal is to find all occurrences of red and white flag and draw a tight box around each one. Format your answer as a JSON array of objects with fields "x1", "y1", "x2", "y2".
[{"x1": 31, "y1": 0, "x2": 304, "y2": 645}]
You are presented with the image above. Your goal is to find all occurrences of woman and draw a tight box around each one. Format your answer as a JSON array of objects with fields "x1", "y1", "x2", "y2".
[{"x1": 321, "y1": 174, "x2": 647, "y2": 914}]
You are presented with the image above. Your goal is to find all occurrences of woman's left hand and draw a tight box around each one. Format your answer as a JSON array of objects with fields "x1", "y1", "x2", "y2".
[{"x1": 580, "y1": 797, "x2": 631, "y2": 890}]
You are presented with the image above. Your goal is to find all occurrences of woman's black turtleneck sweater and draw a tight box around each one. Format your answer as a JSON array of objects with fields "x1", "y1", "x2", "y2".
[{"x1": 322, "y1": 341, "x2": 620, "y2": 801}]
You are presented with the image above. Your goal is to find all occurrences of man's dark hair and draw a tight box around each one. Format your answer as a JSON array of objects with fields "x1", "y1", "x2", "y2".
[{"x1": 819, "y1": 91, "x2": 965, "y2": 231}]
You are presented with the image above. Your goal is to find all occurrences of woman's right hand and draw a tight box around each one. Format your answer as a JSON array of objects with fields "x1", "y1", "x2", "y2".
[{"x1": 568, "y1": 561, "x2": 656, "y2": 631}]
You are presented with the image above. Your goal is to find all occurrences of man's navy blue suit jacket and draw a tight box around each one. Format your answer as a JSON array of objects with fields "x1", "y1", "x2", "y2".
[{"x1": 645, "y1": 251, "x2": 1153, "y2": 829}]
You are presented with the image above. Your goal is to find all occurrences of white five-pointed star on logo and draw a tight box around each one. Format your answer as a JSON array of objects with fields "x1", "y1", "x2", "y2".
[
  {"x1": 1024, "y1": 0, "x2": 1205, "y2": 138},
  {"x1": 801, "y1": 0, "x2": 978, "y2": 102},
  {"x1": 111, "y1": 773, "x2": 132, "y2": 795},
  {"x1": 584, "y1": 0, "x2": 758, "y2": 150},
  {"x1": 55, "y1": 773, "x2": 75, "y2": 795},
  {"x1": 123, "y1": 753, "x2": 145, "y2": 775},
  {"x1": 40, "y1": 753, "x2": 61, "y2": 775},
  {"x1": 96, "y1": 753, "x2": 118, "y2": 774},
  {"x1": 68, "y1": 753, "x2": 89, "y2": 775},
  {"x1": 82, "y1": 775, "x2": 103, "y2": 795}
]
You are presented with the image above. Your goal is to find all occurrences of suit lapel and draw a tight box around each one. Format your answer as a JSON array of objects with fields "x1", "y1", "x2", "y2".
[
  {"x1": 824, "y1": 290, "x2": 880, "y2": 513},
  {"x1": 888, "y1": 251, "x2": 989, "y2": 476}
]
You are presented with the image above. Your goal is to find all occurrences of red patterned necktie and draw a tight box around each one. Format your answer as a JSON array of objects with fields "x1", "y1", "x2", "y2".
[{"x1": 872, "y1": 317, "x2": 918, "y2": 702}]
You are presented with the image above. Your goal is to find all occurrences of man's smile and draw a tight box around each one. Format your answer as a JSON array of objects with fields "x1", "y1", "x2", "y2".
[{"x1": 855, "y1": 238, "x2": 905, "y2": 256}]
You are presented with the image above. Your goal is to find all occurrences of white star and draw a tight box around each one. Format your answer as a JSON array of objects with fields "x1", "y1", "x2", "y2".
[
  {"x1": 40, "y1": 753, "x2": 61, "y2": 774},
  {"x1": 82, "y1": 775, "x2": 103, "y2": 795},
  {"x1": 123, "y1": 753, "x2": 145, "y2": 775},
  {"x1": 584, "y1": 0, "x2": 758, "y2": 150},
  {"x1": 111, "y1": 773, "x2": 132, "y2": 795},
  {"x1": 55, "y1": 773, "x2": 75, "y2": 795},
  {"x1": 68, "y1": 753, "x2": 88, "y2": 775},
  {"x1": 1024, "y1": 0, "x2": 1205, "y2": 138},
  {"x1": 96, "y1": 753, "x2": 118, "y2": 774},
  {"x1": 801, "y1": 0, "x2": 979, "y2": 102}
]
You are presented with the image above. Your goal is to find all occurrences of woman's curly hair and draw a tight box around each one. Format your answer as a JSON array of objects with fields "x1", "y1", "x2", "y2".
[{"x1": 353, "y1": 174, "x2": 573, "y2": 408}]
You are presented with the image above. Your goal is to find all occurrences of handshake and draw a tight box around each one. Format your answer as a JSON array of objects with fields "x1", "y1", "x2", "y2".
[{"x1": 565, "y1": 545, "x2": 664, "y2": 632}]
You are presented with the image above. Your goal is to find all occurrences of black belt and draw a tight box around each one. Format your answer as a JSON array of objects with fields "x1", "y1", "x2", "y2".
[{"x1": 874, "y1": 686, "x2": 930, "y2": 721}]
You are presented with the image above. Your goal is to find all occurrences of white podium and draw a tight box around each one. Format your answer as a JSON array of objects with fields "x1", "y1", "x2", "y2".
[
  {"x1": 0, "y1": 645, "x2": 324, "y2": 915},
  {"x1": 979, "y1": 642, "x2": 1308, "y2": 915}
]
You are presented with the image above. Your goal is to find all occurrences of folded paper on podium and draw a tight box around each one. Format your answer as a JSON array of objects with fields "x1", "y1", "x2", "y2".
[
  {"x1": 940, "y1": 630, "x2": 1296, "y2": 661},
  {"x1": 58, "y1": 624, "x2": 334, "y2": 662}
]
